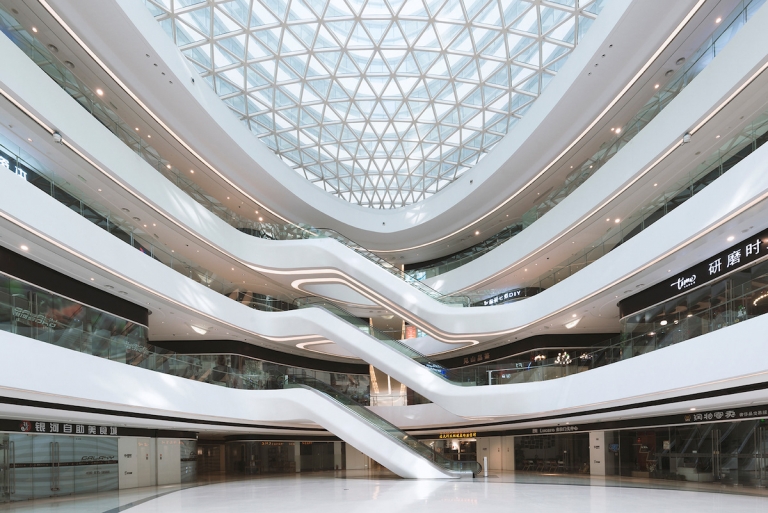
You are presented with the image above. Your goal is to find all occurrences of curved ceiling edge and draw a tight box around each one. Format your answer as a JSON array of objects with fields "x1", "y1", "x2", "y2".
[{"x1": 39, "y1": 0, "x2": 702, "y2": 253}]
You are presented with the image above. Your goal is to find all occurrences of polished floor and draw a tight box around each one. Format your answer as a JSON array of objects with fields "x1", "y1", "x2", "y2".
[{"x1": 2, "y1": 472, "x2": 768, "y2": 513}]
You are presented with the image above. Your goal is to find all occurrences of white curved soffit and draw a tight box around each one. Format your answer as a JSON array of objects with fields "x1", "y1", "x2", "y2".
[
  {"x1": 0, "y1": 6, "x2": 767, "y2": 341},
  {"x1": 145, "y1": 0, "x2": 604, "y2": 209},
  {"x1": 39, "y1": 0, "x2": 705, "y2": 252}
]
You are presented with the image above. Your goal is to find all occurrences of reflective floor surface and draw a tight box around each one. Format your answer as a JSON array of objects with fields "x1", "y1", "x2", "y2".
[{"x1": 2, "y1": 471, "x2": 767, "y2": 513}]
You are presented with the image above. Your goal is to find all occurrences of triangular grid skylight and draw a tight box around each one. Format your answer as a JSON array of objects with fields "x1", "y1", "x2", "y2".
[{"x1": 145, "y1": 0, "x2": 604, "y2": 209}]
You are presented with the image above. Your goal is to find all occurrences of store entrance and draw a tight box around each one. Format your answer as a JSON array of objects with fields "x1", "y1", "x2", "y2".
[
  {"x1": 515, "y1": 433, "x2": 590, "y2": 473},
  {"x1": 0, "y1": 434, "x2": 8, "y2": 504},
  {"x1": 429, "y1": 439, "x2": 477, "y2": 463}
]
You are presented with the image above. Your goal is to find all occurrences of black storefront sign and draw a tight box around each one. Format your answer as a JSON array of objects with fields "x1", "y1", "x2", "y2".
[
  {"x1": 682, "y1": 405, "x2": 768, "y2": 424},
  {"x1": 619, "y1": 229, "x2": 768, "y2": 317},
  {"x1": 1, "y1": 419, "x2": 119, "y2": 436},
  {"x1": 474, "y1": 287, "x2": 542, "y2": 307}
]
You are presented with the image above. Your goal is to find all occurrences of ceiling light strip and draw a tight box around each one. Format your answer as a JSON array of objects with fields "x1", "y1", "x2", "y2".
[
  {"x1": 373, "y1": 0, "x2": 708, "y2": 252},
  {"x1": 36, "y1": 0, "x2": 310, "y2": 235},
  {"x1": 0, "y1": 209, "x2": 324, "y2": 346},
  {"x1": 39, "y1": 0, "x2": 703, "y2": 252}
]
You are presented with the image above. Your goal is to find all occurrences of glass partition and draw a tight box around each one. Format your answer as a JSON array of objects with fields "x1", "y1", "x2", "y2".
[{"x1": 405, "y1": 0, "x2": 766, "y2": 281}]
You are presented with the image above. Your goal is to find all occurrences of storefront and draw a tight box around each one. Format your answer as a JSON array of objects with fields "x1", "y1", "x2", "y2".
[{"x1": 0, "y1": 420, "x2": 196, "y2": 503}]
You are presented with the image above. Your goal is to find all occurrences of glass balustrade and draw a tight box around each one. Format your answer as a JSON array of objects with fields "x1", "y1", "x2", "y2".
[
  {"x1": 405, "y1": 0, "x2": 766, "y2": 281},
  {"x1": 0, "y1": 0, "x2": 760, "y2": 310},
  {"x1": 515, "y1": 111, "x2": 768, "y2": 294}
]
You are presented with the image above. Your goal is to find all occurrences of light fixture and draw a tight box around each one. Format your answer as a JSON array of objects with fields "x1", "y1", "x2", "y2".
[
  {"x1": 660, "y1": 320, "x2": 668, "y2": 326},
  {"x1": 27, "y1": 138, "x2": 32, "y2": 142},
  {"x1": 690, "y1": 407, "x2": 696, "y2": 411},
  {"x1": 166, "y1": 164, "x2": 171, "y2": 169},
  {"x1": 98, "y1": 188, "x2": 102, "y2": 192},
  {"x1": 715, "y1": 17, "x2": 722, "y2": 23},
  {"x1": 649, "y1": 332, "x2": 655, "y2": 336},
  {"x1": 20, "y1": 245, "x2": 28, "y2": 251},
  {"x1": 565, "y1": 318, "x2": 581, "y2": 329},
  {"x1": 716, "y1": 135, "x2": 720, "y2": 139},
  {"x1": 31, "y1": 27, "x2": 37, "y2": 33},
  {"x1": 135, "y1": 127, "x2": 139, "y2": 131},
  {"x1": 615, "y1": 127, "x2": 621, "y2": 134},
  {"x1": 190, "y1": 325, "x2": 208, "y2": 335},
  {"x1": 654, "y1": 84, "x2": 659, "y2": 89},
  {"x1": 572, "y1": 314, "x2": 577, "y2": 317},
  {"x1": 90, "y1": 278, "x2": 94, "y2": 281},
  {"x1": 534, "y1": 354, "x2": 546, "y2": 362},
  {"x1": 614, "y1": 218, "x2": 620, "y2": 223},
  {"x1": 259, "y1": 217, "x2": 263, "y2": 222},
  {"x1": 653, "y1": 183, "x2": 658, "y2": 187},
  {"x1": 147, "y1": 135, "x2": 151, "y2": 138},
  {"x1": 727, "y1": 236, "x2": 734, "y2": 241},
  {"x1": 555, "y1": 352, "x2": 572, "y2": 365},
  {"x1": 475, "y1": 231, "x2": 480, "y2": 235},
  {"x1": 95, "y1": 88, "x2": 104, "y2": 96}
]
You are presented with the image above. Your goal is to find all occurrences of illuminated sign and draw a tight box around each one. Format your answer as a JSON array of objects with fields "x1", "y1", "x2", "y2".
[{"x1": 438, "y1": 432, "x2": 477, "y2": 439}]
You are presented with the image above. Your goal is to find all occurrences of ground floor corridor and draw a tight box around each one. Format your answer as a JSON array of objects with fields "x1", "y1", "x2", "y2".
[{"x1": 1, "y1": 471, "x2": 767, "y2": 513}]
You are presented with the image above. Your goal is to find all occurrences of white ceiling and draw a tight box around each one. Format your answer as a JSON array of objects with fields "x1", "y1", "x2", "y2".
[{"x1": 145, "y1": 0, "x2": 603, "y2": 208}]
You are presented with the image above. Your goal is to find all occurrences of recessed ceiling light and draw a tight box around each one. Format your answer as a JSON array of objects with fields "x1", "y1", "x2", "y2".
[
  {"x1": 475, "y1": 230, "x2": 479, "y2": 235},
  {"x1": 715, "y1": 17, "x2": 722, "y2": 23},
  {"x1": 20, "y1": 245, "x2": 28, "y2": 251},
  {"x1": 166, "y1": 164, "x2": 171, "y2": 169},
  {"x1": 27, "y1": 138, "x2": 32, "y2": 142},
  {"x1": 716, "y1": 135, "x2": 720, "y2": 139},
  {"x1": 660, "y1": 320, "x2": 667, "y2": 326},
  {"x1": 190, "y1": 325, "x2": 208, "y2": 335},
  {"x1": 690, "y1": 407, "x2": 696, "y2": 411},
  {"x1": 259, "y1": 217, "x2": 263, "y2": 222},
  {"x1": 90, "y1": 278, "x2": 94, "y2": 281},
  {"x1": 654, "y1": 84, "x2": 659, "y2": 89},
  {"x1": 606, "y1": 218, "x2": 610, "y2": 222},
  {"x1": 227, "y1": 196, "x2": 230, "y2": 199},
  {"x1": 614, "y1": 218, "x2": 620, "y2": 223},
  {"x1": 572, "y1": 314, "x2": 577, "y2": 318},
  {"x1": 135, "y1": 127, "x2": 139, "y2": 131},
  {"x1": 96, "y1": 88, "x2": 104, "y2": 96},
  {"x1": 615, "y1": 128, "x2": 621, "y2": 134},
  {"x1": 565, "y1": 318, "x2": 581, "y2": 329},
  {"x1": 31, "y1": 27, "x2": 37, "y2": 33},
  {"x1": 152, "y1": 223, "x2": 156, "y2": 226},
  {"x1": 727, "y1": 236, "x2": 734, "y2": 241},
  {"x1": 653, "y1": 183, "x2": 657, "y2": 187},
  {"x1": 98, "y1": 188, "x2": 102, "y2": 192}
]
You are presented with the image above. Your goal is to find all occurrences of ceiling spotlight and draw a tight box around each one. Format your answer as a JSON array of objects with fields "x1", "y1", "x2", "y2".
[
  {"x1": 166, "y1": 164, "x2": 171, "y2": 169},
  {"x1": 96, "y1": 88, "x2": 104, "y2": 96},
  {"x1": 565, "y1": 317, "x2": 581, "y2": 329},
  {"x1": 653, "y1": 183, "x2": 658, "y2": 187},
  {"x1": 32, "y1": 27, "x2": 37, "y2": 33},
  {"x1": 715, "y1": 17, "x2": 722, "y2": 23},
  {"x1": 190, "y1": 170, "x2": 194, "y2": 173},
  {"x1": 475, "y1": 230, "x2": 480, "y2": 235},
  {"x1": 727, "y1": 236, "x2": 735, "y2": 242},
  {"x1": 135, "y1": 127, "x2": 139, "y2": 131},
  {"x1": 259, "y1": 217, "x2": 263, "y2": 222},
  {"x1": 690, "y1": 407, "x2": 696, "y2": 411},
  {"x1": 20, "y1": 245, "x2": 28, "y2": 251},
  {"x1": 614, "y1": 218, "x2": 620, "y2": 223},
  {"x1": 190, "y1": 325, "x2": 208, "y2": 335},
  {"x1": 654, "y1": 84, "x2": 659, "y2": 89},
  {"x1": 615, "y1": 128, "x2": 621, "y2": 134},
  {"x1": 660, "y1": 320, "x2": 668, "y2": 326}
]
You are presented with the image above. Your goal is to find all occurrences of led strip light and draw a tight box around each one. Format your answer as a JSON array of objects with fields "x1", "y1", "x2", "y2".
[
  {"x1": 2, "y1": 0, "x2": 764, "y2": 348},
  {"x1": 37, "y1": 0, "x2": 705, "y2": 252}
]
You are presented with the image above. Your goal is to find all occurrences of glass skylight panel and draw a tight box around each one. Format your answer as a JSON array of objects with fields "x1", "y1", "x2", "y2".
[{"x1": 145, "y1": 0, "x2": 603, "y2": 209}]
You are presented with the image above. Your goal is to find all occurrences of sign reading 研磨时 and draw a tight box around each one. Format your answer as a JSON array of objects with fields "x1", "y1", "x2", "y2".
[{"x1": 619, "y1": 229, "x2": 768, "y2": 317}]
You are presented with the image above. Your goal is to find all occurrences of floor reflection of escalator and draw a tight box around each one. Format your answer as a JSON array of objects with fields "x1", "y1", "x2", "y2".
[{"x1": 285, "y1": 376, "x2": 481, "y2": 477}]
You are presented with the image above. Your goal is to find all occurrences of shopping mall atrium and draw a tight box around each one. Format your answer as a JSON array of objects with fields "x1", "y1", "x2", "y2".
[{"x1": 0, "y1": 0, "x2": 767, "y2": 511}]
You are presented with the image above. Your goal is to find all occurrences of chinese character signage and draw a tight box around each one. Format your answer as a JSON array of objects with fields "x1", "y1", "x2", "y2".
[
  {"x1": 438, "y1": 432, "x2": 477, "y2": 439},
  {"x1": 473, "y1": 288, "x2": 543, "y2": 307},
  {"x1": 620, "y1": 230, "x2": 768, "y2": 317},
  {"x1": 11, "y1": 419, "x2": 119, "y2": 436},
  {"x1": 683, "y1": 406, "x2": 767, "y2": 424},
  {"x1": 532, "y1": 426, "x2": 580, "y2": 434}
]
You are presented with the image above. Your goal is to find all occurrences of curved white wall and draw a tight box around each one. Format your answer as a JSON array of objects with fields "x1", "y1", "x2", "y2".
[
  {"x1": 42, "y1": 0, "x2": 699, "y2": 251},
  {"x1": 0, "y1": 330, "x2": 452, "y2": 479}
]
